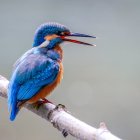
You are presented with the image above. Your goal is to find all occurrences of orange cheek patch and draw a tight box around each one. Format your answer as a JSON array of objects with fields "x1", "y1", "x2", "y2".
[{"x1": 44, "y1": 34, "x2": 59, "y2": 41}]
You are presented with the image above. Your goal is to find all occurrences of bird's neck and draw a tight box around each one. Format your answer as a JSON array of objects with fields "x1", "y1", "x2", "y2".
[
  {"x1": 38, "y1": 45, "x2": 63, "y2": 62},
  {"x1": 33, "y1": 34, "x2": 45, "y2": 47},
  {"x1": 53, "y1": 45, "x2": 63, "y2": 61}
]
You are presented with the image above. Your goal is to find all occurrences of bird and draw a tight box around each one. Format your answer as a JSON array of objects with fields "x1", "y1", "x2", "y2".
[{"x1": 8, "y1": 22, "x2": 96, "y2": 121}]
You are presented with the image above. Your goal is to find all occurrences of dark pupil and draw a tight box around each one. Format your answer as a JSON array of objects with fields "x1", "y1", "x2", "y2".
[
  {"x1": 58, "y1": 31, "x2": 70, "y2": 36},
  {"x1": 57, "y1": 31, "x2": 62, "y2": 35}
]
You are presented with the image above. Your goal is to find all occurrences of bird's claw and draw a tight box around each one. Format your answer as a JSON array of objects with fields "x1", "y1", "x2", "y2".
[
  {"x1": 33, "y1": 101, "x2": 43, "y2": 110},
  {"x1": 33, "y1": 99, "x2": 52, "y2": 110}
]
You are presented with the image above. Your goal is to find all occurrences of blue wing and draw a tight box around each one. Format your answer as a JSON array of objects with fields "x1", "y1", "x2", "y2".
[
  {"x1": 17, "y1": 61, "x2": 59, "y2": 100},
  {"x1": 8, "y1": 48, "x2": 59, "y2": 120}
]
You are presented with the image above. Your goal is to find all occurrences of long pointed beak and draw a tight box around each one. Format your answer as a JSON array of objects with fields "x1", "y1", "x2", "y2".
[
  {"x1": 60, "y1": 32, "x2": 96, "y2": 46},
  {"x1": 69, "y1": 32, "x2": 96, "y2": 38}
]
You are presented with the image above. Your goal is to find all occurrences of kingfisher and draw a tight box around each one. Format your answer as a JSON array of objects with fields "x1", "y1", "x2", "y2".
[{"x1": 8, "y1": 22, "x2": 96, "y2": 121}]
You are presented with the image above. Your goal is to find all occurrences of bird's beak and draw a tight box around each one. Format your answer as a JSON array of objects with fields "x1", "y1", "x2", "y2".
[{"x1": 60, "y1": 32, "x2": 96, "y2": 46}]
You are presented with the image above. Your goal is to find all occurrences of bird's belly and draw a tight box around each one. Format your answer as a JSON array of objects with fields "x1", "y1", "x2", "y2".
[{"x1": 28, "y1": 62, "x2": 63, "y2": 103}]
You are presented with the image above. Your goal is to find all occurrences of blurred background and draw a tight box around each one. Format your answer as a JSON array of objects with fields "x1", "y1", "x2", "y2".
[{"x1": 0, "y1": 0, "x2": 139, "y2": 139}]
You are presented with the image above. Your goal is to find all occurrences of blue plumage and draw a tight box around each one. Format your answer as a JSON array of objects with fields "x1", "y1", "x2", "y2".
[
  {"x1": 8, "y1": 22, "x2": 68, "y2": 121},
  {"x1": 33, "y1": 22, "x2": 69, "y2": 47},
  {"x1": 8, "y1": 47, "x2": 60, "y2": 121},
  {"x1": 8, "y1": 77, "x2": 20, "y2": 121},
  {"x1": 8, "y1": 22, "x2": 95, "y2": 121}
]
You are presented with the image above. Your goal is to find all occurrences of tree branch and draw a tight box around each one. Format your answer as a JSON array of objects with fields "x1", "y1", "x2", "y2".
[{"x1": 0, "y1": 75, "x2": 122, "y2": 140}]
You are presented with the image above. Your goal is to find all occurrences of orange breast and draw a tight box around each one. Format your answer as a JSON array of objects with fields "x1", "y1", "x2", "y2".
[
  {"x1": 28, "y1": 62, "x2": 63, "y2": 103},
  {"x1": 28, "y1": 45, "x2": 63, "y2": 104}
]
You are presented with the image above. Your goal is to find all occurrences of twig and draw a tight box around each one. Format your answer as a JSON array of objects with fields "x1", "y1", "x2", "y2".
[{"x1": 0, "y1": 75, "x2": 123, "y2": 140}]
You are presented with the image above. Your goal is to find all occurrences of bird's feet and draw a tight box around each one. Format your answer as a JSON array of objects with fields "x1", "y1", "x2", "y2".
[
  {"x1": 33, "y1": 98, "x2": 52, "y2": 110},
  {"x1": 42, "y1": 98, "x2": 52, "y2": 104}
]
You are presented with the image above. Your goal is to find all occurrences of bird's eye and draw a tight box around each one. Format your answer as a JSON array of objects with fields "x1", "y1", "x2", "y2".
[
  {"x1": 58, "y1": 31, "x2": 70, "y2": 36},
  {"x1": 60, "y1": 32, "x2": 65, "y2": 36},
  {"x1": 57, "y1": 31, "x2": 64, "y2": 36}
]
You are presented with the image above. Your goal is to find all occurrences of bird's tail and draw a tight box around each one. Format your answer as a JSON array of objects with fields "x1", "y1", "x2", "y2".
[{"x1": 8, "y1": 82, "x2": 19, "y2": 121}]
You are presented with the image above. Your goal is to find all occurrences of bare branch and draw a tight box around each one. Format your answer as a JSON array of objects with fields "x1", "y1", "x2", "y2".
[{"x1": 0, "y1": 75, "x2": 123, "y2": 140}]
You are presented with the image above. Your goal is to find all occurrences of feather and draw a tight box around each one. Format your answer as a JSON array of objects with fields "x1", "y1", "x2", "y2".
[{"x1": 8, "y1": 47, "x2": 60, "y2": 121}]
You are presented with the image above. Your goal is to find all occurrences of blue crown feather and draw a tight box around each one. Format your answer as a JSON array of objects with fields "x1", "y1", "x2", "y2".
[{"x1": 33, "y1": 22, "x2": 69, "y2": 47}]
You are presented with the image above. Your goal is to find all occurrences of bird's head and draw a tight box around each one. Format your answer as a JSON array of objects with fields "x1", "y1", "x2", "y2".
[{"x1": 33, "y1": 22, "x2": 96, "y2": 49}]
